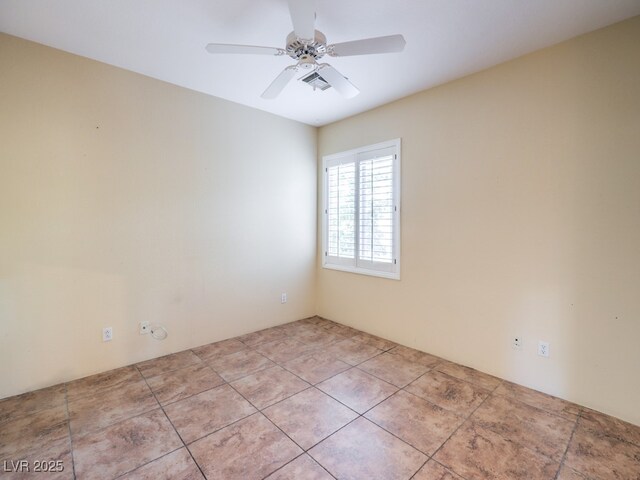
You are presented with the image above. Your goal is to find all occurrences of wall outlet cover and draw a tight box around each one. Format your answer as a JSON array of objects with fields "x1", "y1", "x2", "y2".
[
  {"x1": 538, "y1": 341, "x2": 550, "y2": 357},
  {"x1": 102, "y1": 327, "x2": 113, "y2": 342}
]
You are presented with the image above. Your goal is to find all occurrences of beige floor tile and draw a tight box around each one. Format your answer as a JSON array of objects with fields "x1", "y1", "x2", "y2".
[
  {"x1": 296, "y1": 329, "x2": 345, "y2": 349},
  {"x1": 323, "y1": 338, "x2": 383, "y2": 365},
  {"x1": 0, "y1": 384, "x2": 66, "y2": 425},
  {"x1": 365, "y1": 390, "x2": 464, "y2": 455},
  {"x1": 276, "y1": 322, "x2": 308, "y2": 336},
  {"x1": 324, "y1": 323, "x2": 359, "y2": 338},
  {"x1": 237, "y1": 327, "x2": 288, "y2": 347},
  {"x1": 413, "y1": 460, "x2": 464, "y2": 480},
  {"x1": 579, "y1": 407, "x2": 640, "y2": 447},
  {"x1": 388, "y1": 345, "x2": 443, "y2": 368},
  {"x1": 309, "y1": 417, "x2": 426, "y2": 480},
  {"x1": 317, "y1": 368, "x2": 398, "y2": 414},
  {"x1": 565, "y1": 423, "x2": 640, "y2": 480},
  {"x1": 69, "y1": 379, "x2": 158, "y2": 437},
  {"x1": 263, "y1": 388, "x2": 358, "y2": 450},
  {"x1": 66, "y1": 365, "x2": 142, "y2": 403},
  {"x1": 208, "y1": 349, "x2": 275, "y2": 382},
  {"x1": 434, "y1": 421, "x2": 559, "y2": 480},
  {"x1": 265, "y1": 454, "x2": 334, "y2": 480},
  {"x1": 352, "y1": 332, "x2": 397, "y2": 351},
  {"x1": 191, "y1": 338, "x2": 246, "y2": 361},
  {"x1": 189, "y1": 413, "x2": 302, "y2": 480},
  {"x1": 556, "y1": 465, "x2": 589, "y2": 480},
  {"x1": 286, "y1": 324, "x2": 329, "y2": 341},
  {"x1": 1, "y1": 437, "x2": 73, "y2": 480},
  {"x1": 306, "y1": 317, "x2": 335, "y2": 329},
  {"x1": 146, "y1": 363, "x2": 224, "y2": 406},
  {"x1": 137, "y1": 351, "x2": 202, "y2": 378},
  {"x1": 73, "y1": 409, "x2": 182, "y2": 480},
  {"x1": 471, "y1": 394, "x2": 575, "y2": 461},
  {"x1": 164, "y1": 384, "x2": 256, "y2": 443},
  {"x1": 359, "y1": 352, "x2": 430, "y2": 387},
  {"x1": 230, "y1": 366, "x2": 309, "y2": 409},
  {"x1": 494, "y1": 381, "x2": 580, "y2": 422},
  {"x1": 280, "y1": 325, "x2": 321, "y2": 341},
  {"x1": 405, "y1": 370, "x2": 491, "y2": 416},
  {"x1": 436, "y1": 363, "x2": 501, "y2": 391},
  {"x1": 0, "y1": 405, "x2": 69, "y2": 459},
  {"x1": 254, "y1": 338, "x2": 318, "y2": 364},
  {"x1": 119, "y1": 447, "x2": 204, "y2": 479},
  {"x1": 283, "y1": 352, "x2": 351, "y2": 384}
]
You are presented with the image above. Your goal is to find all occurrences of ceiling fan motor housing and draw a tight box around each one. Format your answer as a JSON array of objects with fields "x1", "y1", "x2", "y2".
[{"x1": 286, "y1": 30, "x2": 327, "y2": 60}]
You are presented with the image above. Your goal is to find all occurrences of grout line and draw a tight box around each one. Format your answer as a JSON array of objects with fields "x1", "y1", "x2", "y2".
[
  {"x1": 206, "y1": 351, "x2": 278, "y2": 383},
  {"x1": 427, "y1": 458, "x2": 475, "y2": 480},
  {"x1": 475, "y1": 383, "x2": 579, "y2": 465},
  {"x1": 111, "y1": 446, "x2": 184, "y2": 479},
  {"x1": 489, "y1": 386, "x2": 581, "y2": 424},
  {"x1": 218, "y1": 338, "x2": 370, "y2": 479},
  {"x1": 138, "y1": 365, "x2": 272, "y2": 459},
  {"x1": 152, "y1": 370, "x2": 226, "y2": 408},
  {"x1": 428, "y1": 378, "x2": 502, "y2": 472},
  {"x1": 63, "y1": 383, "x2": 77, "y2": 480},
  {"x1": 223, "y1": 383, "x2": 326, "y2": 478},
  {"x1": 136, "y1": 351, "x2": 205, "y2": 380},
  {"x1": 408, "y1": 459, "x2": 430, "y2": 480},
  {"x1": 431, "y1": 364, "x2": 501, "y2": 392},
  {"x1": 553, "y1": 409, "x2": 582, "y2": 480},
  {"x1": 399, "y1": 386, "x2": 466, "y2": 417},
  {"x1": 135, "y1": 364, "x2": 208, "y2": 480},
  {"x1": 259, "y1": 452, "x2": 337, "y2": 480},
  {"x1": 352, "y1": 362, "x2": 431, "y2": 390},
  {"x1": 70, "y1": 407, "x2": 165, "y2": 441},
  {"x1": 268, "y1": 363, "x2": 346, "y2": 395},
  {"x1": 304, "y1": 413, "x2": 363, "y2": 452},
  {"x1": 179, "y1": 409, "x2": 260, "y2": 448}
]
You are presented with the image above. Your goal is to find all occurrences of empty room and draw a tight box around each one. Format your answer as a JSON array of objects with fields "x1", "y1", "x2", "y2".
[{"x1": 1, "y1": 1, "x2": 639, "y2": 479}]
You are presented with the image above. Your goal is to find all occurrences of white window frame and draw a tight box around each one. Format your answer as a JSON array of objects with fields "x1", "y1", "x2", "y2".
[{"x1": 322, "y1": 138, "x2": 401, "y2": 280}]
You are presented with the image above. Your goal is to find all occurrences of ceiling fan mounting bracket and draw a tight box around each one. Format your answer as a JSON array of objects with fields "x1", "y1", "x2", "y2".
[{"x1": 286, "y1": 30, "x2": 327, "y2": 60}]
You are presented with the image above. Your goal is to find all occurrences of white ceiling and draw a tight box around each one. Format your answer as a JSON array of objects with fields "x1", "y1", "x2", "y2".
[{"x1": 1, "y1": 1, "x2": 639, "y2": 126}]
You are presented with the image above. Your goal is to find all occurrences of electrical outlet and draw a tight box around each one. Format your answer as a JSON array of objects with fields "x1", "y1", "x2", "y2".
[
  {"x1": 102, "y1": 327, "x2": 113, "y2": 342},
  {"x1": 512, "y1": 336, "x2": 523, "y2": 350},
  {"x1": 281, "y1": 293, "x2": 287, "y2": 304},
  {"x1": 538, "y1": 341, "x2": 550, "y2": 357},
  {"x1": 139, "y1": 321, "x2": 150, "y2": 335}
]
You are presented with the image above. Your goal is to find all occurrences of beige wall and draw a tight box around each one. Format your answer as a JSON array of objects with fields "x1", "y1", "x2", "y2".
[
  {"x1": 317, "y1": 17, "x2": 640, "y2": 425},
  {"x1": 0, "y1": 34, "x2": 317, "y2": 398}
]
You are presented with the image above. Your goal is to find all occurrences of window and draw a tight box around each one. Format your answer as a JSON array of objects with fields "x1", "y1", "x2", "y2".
[{"x1": 322, "y1": 139, "x2": 401, "y2": 279}]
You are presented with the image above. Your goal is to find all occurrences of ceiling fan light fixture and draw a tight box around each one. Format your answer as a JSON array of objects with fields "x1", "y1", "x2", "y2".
[{"x1": 297, "y1": 54, "x2": 318, "y2": 70}]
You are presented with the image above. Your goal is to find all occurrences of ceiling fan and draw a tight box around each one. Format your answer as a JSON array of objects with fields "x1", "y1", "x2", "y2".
[{"x1": 205, "y1": 0, "x2": 406, "y2": 99}]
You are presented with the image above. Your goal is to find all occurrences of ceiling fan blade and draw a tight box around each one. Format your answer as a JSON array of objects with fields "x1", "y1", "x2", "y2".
[
  {"x1": 328, "y1": 34, "x2": 406, "y2": 57},
  {"x1": 287, "y1": 0, "x2": 316, "y2": 41},
  {"x1": 205, "y1": 43, "x2": 284, "y2": 56},
  {"x1": 317, "y1": 64, "x2": 359, "y2": 98},
  {"x1": 261, "y1": 66, "x2": 298, "y2": 99}
]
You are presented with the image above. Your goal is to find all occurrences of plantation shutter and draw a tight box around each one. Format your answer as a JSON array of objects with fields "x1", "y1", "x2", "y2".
[
  {"x1": 357, "y1": 146, "x2": 396, "y2": 272},
  {"x1": 323, "y1": 139, "x2": 400, "y2": 279},
  {"x1": 326, "y1": 157, "x2": 356, "y2": 267}
]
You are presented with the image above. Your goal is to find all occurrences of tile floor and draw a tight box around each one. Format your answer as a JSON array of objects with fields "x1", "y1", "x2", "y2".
[{"x1": 1, "y1": 316, "x2": 639, "y2": 479}]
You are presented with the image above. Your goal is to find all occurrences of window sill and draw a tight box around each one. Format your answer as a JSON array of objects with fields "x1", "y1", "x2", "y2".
[{"x1": 322, "y1": 262, "x2": 400, "y2": 280}]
